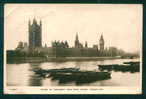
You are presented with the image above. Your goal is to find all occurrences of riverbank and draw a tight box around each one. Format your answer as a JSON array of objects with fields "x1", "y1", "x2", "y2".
[{"x1": 7, "y1": 56, "x2": 124, "y2": 64}]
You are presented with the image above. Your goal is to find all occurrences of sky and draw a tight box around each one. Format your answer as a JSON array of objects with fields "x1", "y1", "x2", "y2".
[{"x1": 4, "y1": 4, "x2": 142, "y2": 53}]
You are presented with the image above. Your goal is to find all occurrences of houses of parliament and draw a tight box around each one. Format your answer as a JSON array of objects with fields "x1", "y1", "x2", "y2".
[{"x1": 15, "y1": 18, "x2": 107, "y2": 57}]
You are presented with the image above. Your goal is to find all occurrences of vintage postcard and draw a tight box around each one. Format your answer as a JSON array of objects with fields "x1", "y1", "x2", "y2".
[{"x1": 4, "y1": 4, "x2": 142, "y2": 94}]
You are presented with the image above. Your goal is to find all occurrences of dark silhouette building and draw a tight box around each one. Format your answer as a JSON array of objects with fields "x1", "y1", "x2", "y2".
[
  {"x1": 99, "y1": 34, "x2": 104, "y2": 51},
  {"x1": 29, "y1": 18, "x2": 42, "y2": 48},
  {"x1": 7, "y1": 18, "x2": 130, "y2": 59},
  {"x1": 85, "y1": 41, "x2": 88, "y2": 48},
  {"x1": 51, "y1": 40, "x2": 69, "y2": 48},
  {"x1": 74, "y1": 33, "x2": 83, "y2": 48}
]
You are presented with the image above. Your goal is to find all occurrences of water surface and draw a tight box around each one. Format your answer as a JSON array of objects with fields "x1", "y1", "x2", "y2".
[{"x1": 6, "y1": 58, "x2": 140, "y2": 86}]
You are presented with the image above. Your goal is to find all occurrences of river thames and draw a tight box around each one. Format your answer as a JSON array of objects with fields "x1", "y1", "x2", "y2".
[{"x1": 6, "y1": 58, "x2": 141, "y2": 86}]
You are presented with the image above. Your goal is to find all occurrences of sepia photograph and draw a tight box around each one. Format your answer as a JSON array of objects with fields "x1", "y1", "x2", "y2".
[{"x1": 4, "y1": 4, "x2": 142, "y2": 94}]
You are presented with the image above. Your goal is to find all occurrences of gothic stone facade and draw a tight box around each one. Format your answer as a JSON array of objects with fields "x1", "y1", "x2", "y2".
[
  {"x1": 15, "y1": 18, "x2": 106, "y2": 57},
  {"x1": 29, "y1": 18, "x2": 42, "y2": 48}
]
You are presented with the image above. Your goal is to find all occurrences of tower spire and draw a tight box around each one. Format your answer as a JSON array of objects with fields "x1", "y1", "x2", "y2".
[
  {"x1": 100, "y1": 34, "x2": 103, "y2": 40},
  {"x1": 99, "y1": 34, "x2": 104, "y2": 51},
  {"x1": 40, "y1": 20, "x2": 42, "y2": 26},
  {"x1": 76, "y1": 32, "x2": 78, "y2": 41},
  {"x1": 28, "y1": 19, "x2": 31, "y2": 26},
  {"x1": 33, "y1": 17, "x2": 37, "y2": 24},
  {"x1": 85, "y1": 41, "x2": 88, "y2": 48},
  {"x1": 75, "y1": 32, "x2": 80, "y2": 48}
]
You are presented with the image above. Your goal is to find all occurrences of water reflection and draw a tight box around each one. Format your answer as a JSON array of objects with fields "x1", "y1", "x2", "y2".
[
  {"x1": 28, "y1": 63, "x2": 43, "y2": 86},
  {"x1": 7, "y1": 63, "x2": 32, "y2": 86},
  {"x1": 6, "y1": 58, "x2": 140, "y2": 86},
  {"x1": 29, "y1": 75, "x2": 43, "y2": 86}
]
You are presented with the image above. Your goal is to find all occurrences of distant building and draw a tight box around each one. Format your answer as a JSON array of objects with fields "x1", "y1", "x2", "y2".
[
  {"x1": 45, "y1": 44, "x2": 47, "y2": 48},
  {"x1": 29, "y1": 18, "x2": 42, "y2": 48},
  {"x1": 16, "y1": 41, "x2": 24, "y2": 50},
  {"x1": 93, "y1": 44, "x2": 98, "y2": 48},
  {"x1": 12, "y1": 18, "x2": 116, "y2": 57},
  {"x1": 74, "y1": 33, "x2": 83, "y2": 48},
  {"x1": 24, "y1": 42, "x2": 28, "y2": 48},
  {"x1": 51, "y1": 40, "x2": 69, "y2": 48},
  {"x1": 16, "y1": 41, "x2": 28, "y2": 52},
  {"x1": 99, "y1": 34, "x2": 104, "y2": 51},
  {"x1": 93, "y1": 44, "x2": 98, "y2": 51},
  {"x1": 85, "y1": 41, "x2": 88, "y2": 48}
]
